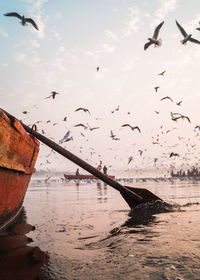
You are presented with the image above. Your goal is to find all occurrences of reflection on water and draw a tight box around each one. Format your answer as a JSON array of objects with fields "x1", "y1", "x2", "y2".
[
  {"x1": 1, "y1": 178, "x2": 200, "y2": 279},
  {"x1": 0, "y1": 208, "x2": 48, "y2": 280}
]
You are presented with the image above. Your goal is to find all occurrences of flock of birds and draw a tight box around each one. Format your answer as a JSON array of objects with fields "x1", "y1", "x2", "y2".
[
  {"x1": 144, "y1": 20, "x2": 200, "y2": 50},
  {"x1": 4, "y1": 11, "x2": 200, "y2": 173},
  {"x1": 4, "y1": 12, "x2": 200, "y2": 49}
]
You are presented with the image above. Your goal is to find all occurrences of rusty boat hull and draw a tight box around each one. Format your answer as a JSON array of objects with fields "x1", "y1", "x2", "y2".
[{"x1": 0, "y1": 109, "x2": 39, "y2": 229}]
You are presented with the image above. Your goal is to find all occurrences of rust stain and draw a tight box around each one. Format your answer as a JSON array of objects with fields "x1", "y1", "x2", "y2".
[{"x1": 0, "y1": 109, "x2": 40, "y2": 227}]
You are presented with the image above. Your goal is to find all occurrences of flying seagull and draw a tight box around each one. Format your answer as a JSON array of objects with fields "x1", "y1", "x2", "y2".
[
  {"x1": 196, "y1": 21, "x2": 200, "y2": 31},
  {"x1": 176, "y1": 100, "x2": 182, "y2": 106},
  {"x1": 160, "y1": 96, "x2": 173, "y2": 102},
  {"x1": 195, "y1": 125, "x2": 200, "y2": 131},
  {"x1": 110, "y1": 130, "x2": 119, "y2": 140},
  {"x1": 75, "y1": 107, "x2": 91, "y2": 114},
  {"x1": 138, "y1": 150, "x2": 143, "y2": 156},
  {"x1": 45, "y1": 91, "x2": 60, "y2": 99},
  {"x1": 74, "y1": 123, "x2": 88, "y2": 130},
  {"x1": 4, "y1": 12, "x2": 39, "y2": 30},
  {"x1": 170, "y1": 152, "x2": 179, "y2": 158},
  {"x1": 121, "y1": 124, "x2": 141, "y2": 133},
  {"x1": 110, "y1": 130, "x2": 116, "y2": 139},
  {"x1": 128, "y1": 156, "x2": 133, "y2": 164},
  {"x1": 154, "y1": 86, "x2": 160, "y2": 93},
  {"x1": 158, "y1": 70, "x2": 166, "y2": 76},
  {"x1": 87, "y1": 123, "x2": 100, "y2": 131},
  {"x1": 144, "y1": 21, "x2": 164, "y2": 50},
  {"x1": 175, "y1": 20, "x2": 200, "y2": 45},
  {"x1": 171, "y1": 114, "x2": 191, "y2": 123},
  {"x1": 59, "y1": 131, "x2": 71, "y2": 144}
]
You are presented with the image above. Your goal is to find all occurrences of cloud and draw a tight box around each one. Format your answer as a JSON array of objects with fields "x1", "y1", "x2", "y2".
[
  {"x1": 0, "y1": 27, "x2": 9, "y2": 37},
  {"x1": 101, "y1": 44, "x2": 116, "y2": 53},
  {"x1": 51, "y1": 29, "x2": 62, "y2": 40},
  {"x1": 105, "y1": 29, "x2": 119, "y2": 41},
  {"x1": 123, "y1": 5, "x2": 141, "y2": 36},
  {"x1": 85, "y1": 43, "x2": 116, "y2": 62},
  {"x1": 31, "y1": 39, "x2": 40, "y2": 48},
  {"x1": 123, "y1": 57, "x2": 139, "y2": 72},
  {"x1": 186, "y1": 13, "x2": 200, "y2": 30},
  {"x1": 55, "y1": 12, "x2": 62, "y2": 18},
  {"x1": 153, "y1": 0, "x2": 178, "y2": 25},
  {"x1": 26, "y1": 0, "x2": 48, "y2": 10},
  {"x1": 26, "y1": 0, "x2": 48, "y2": 38},
  {"x1": 0, "y1": 62, "x2": 8, "y2": 67},
  {"x1": 15, "y1": 51, "x2": 41, "y2": 66},
  {"x1": 85, "y1": 50, "x2": 99, "y2": 60},
  {"x1": 15, "y1": 52, "x2": 27, "y2": 62}
]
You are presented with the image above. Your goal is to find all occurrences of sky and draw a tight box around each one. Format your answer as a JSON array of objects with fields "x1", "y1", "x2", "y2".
[{"x1": 1, "y1": 0, "x2": 200, "y2": 176}]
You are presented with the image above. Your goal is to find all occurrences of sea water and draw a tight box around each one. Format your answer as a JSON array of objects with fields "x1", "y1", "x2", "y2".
[{"x1": 2, "y1": 177, "x2": 200, "y2": 279}]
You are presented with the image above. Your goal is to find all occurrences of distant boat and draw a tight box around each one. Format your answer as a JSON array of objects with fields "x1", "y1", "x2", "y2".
[
  {"x1": 170, "y1": 169, "x2": 200, "y2": 179},
  {"x1": 64, "y1": 174, "x2": 115, "y2": 181},
  {"x1": 0, "y1": 109, "x2": 40, "y2": 230}
]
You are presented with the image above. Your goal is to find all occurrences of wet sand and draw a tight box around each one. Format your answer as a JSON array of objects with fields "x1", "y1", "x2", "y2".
[{"x1": 2, "y1": 178, "x2": 200, "y2": 279}]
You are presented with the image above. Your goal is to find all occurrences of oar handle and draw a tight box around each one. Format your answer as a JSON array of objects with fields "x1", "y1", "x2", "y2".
[{"x1": 2, "y1": 109, "x2": 143, "y2": 202}]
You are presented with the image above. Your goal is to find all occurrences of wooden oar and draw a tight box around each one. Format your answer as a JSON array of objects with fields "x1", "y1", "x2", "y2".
[{"x1": 3, "y1": 109, "x2": 163, "y2": 209}]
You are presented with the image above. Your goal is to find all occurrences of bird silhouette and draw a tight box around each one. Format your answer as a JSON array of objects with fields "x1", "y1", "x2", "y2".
[
  {"x1": 171, "y1": 115, "x2": 190, "y2": 123},
  {"x1": 170, "y1": 152, "x2": 179, "y2": 158},
  {"x1": 121, "y1": 124, "x2": 141, "y2": 133},
  {"x1": 63, "y1": 116, "x2": 67, "y2": 121},
  {"x1": 87, "y1": 123, "x2": 100, "y2": 131},
  {"x1": 176, "y1": 100, "x2": 182, "y2": 106},
  {"x1": 75, "y1": 107, "x2": 90, "y2": 114},
  {"x1": 128, "y1": 156, "x2": 133, "y2": 164},
  {"x1": 62, "y1": 137, "x2": 73, "y2": 143},
  {"x1": 96, "y1": 66, "x2": 100, "y2": 72},
  {"x1": 196, "y1": 21, "x2": 200, "y2": 31},
  {"x1": 194, "y1": 125, "x2": 200, "y2": 131},
  {"x1": 4, "y1": 12, "x2": 39, "y2": 30},
  {"x1": 144, "y1": 21, "x2": 164, "y2": 50},
  {"x1": 74, "y1": 123, "x2": 88, "y2": 130},
  {"x1": 176, "y1": 20, "x2": 200, "y2": 45},
  {"x1": 154, "y1": 86, "x2": 160, "y2": 92},
  {"x1": 45, "y1": 91, "x2": 60, "y2": 99},
  {"x1": 110, "y1": 130, "x2": 116, "y2": 139},
  {"x1": 111, "y1": 105, "x2": 120, "y2": 113},
  {"x1": 158, "y1": 70, "x2": 166, "y2": 76},
  {"x1": 160, "y1": 96, "x2": 173, "y2": 102},
  {"x1": 138, "y1": 150, "x2": 143, "y2": 156},
  {"x1": 110, "y1": 130, "x2": 119, "y2": 140}
]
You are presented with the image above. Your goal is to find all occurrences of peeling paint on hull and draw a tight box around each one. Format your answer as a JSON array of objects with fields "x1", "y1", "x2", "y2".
[{"x1": 0, "y1": 109, "x2": 39, "y2": 229}]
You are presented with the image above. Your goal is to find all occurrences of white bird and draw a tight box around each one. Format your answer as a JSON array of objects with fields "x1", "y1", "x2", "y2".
[
  {"x1": 4, "y1": 12, "x2": 39, "y2": 30},
  {"x1": 144, "y1": 21, "x2": 164, "y2": 50},
  {"x1": 176, "y1": 20, "x2": 200, "y2": 45},
  {"x1": 59, "y1": 131, "x2": 71, "y2": 144}
]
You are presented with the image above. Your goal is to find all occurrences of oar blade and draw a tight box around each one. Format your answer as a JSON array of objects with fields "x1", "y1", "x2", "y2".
[
  {"x1": 125, "y1": 186, "x2": 162, "y2": 204},
  {"x1": 120, "y1": 186, "x2": 162, "y2": 209}
]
